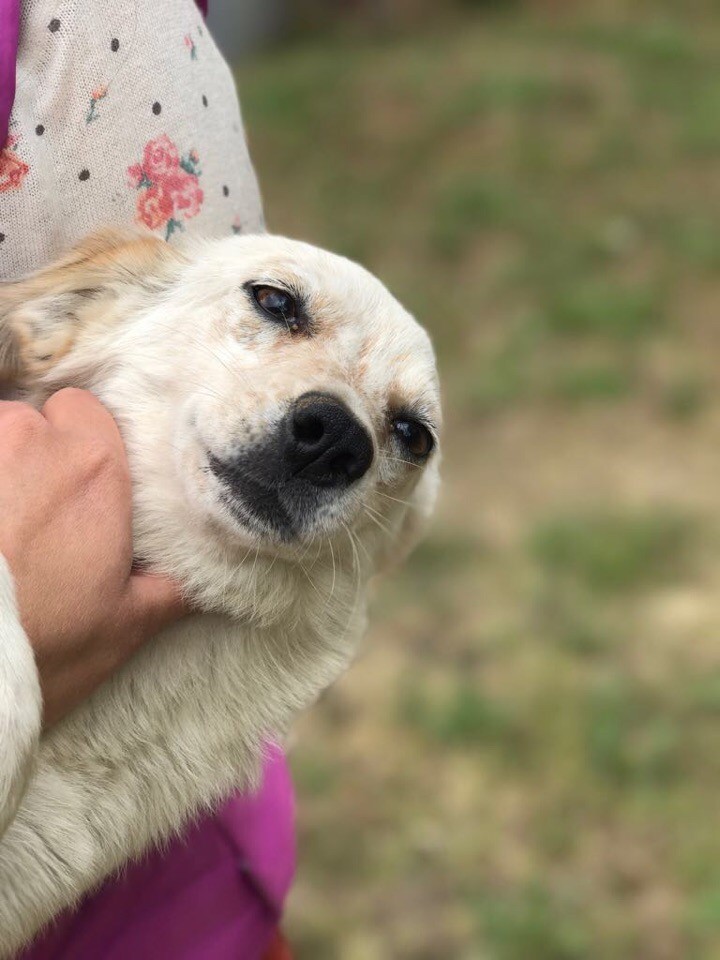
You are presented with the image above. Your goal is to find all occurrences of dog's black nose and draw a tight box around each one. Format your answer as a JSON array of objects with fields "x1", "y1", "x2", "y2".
[{"x1": 285, "y1": 393, "x2": 373, "y2": 487}]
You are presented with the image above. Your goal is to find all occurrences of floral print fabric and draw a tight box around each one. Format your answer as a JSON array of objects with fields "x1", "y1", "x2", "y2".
[
  {"x1": 0, "y1": 133, "x2": 28, "y2": 192},
  {"x1": 0, "y1": 0, "x2": 263, "y2": 280},
  {"x1": 128, "y1": 134, "x2": 203, "y2": 238}
]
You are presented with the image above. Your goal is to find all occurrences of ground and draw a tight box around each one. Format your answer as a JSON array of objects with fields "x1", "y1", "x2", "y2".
[{"x1": 236, "y1": 4, "x2": 720, "y2": 956}]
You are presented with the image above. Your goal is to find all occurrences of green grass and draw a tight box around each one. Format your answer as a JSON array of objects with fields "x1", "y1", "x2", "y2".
[
  {"x1": 404, "y1": 534, "x2": 482, "y2": 581},
  {"x1": 687, "y1": 675, "x2": 720, "y2": 714},
  {"x1": 688, "y1": 881, "x2": 720, "y2": 939},
  {"x1": 474, "y1": 884, "x2": 591, "y2": 960},
  {"x1": 660, "y1": 376, "x2": 707, "y2": 420},
  {"x1": 237, "y1": 3, "x2": 720, "y2": 956},
  {"x1": 400, "y1": 680, "x2": 520, "y2": 750},
  {"x1": 429, "y1": 175, "x2": 517, "y2": 257},
  {"x1": 584, "y1": 679, "x2": 681, "y2": 786},
  {"x1": 671, "y1": 217, "x2": 720, "y2": 270},
  {"x1": 292, "y1": 752, "x2": 338, "y2": 797},
  {"x1": 574, "y1": 19, "x2": 698, "y2": 66},
  {"x1": 541, "y1": 281, "x2": 664, "y2": 341},
  {"x1": 549, "y1": 362, "x2": 634, "y2": 402},
  {"x1": 530, "y1": 511, "x2": 696, "y2": 594},
  {"x1": 678, "y1": 80, "x2": 720, "y2": 153}
]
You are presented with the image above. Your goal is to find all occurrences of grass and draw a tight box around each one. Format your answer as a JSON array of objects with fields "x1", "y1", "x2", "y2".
[
  {"x1": 550, "y1": 363, "x2": 633, "y2": 402},
  {"x1": 661, "y1": 376, "x2": 707, "y2": 420},
  {"x1": 474, "y1": 884, "x2": 591, "y2": 960},
  {"x1": 584, "y1": 678, "x2": 682, "y2": 786},
  {"x1": 429, "y1": 175, "x2": 519, "y2": 257},
  {"x1": 530, "y1": 511, "x2": 696, "y2": 595},
  {"x1": 400, "y1": 680, "x2": 520, "y2": 750},
  {"x1": 541, "y1": 280, "x2": 664, "y2": 341},
  {"x1": 236, "y1": 2, "x2": 720, "y2": 956}
]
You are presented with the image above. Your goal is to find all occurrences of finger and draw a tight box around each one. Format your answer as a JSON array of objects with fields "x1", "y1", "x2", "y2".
[
  {"x1": 126, "y1": 573, "x2": 190, "y2": 642},
  {"x1": 41, "y1": 388, "x2": 125, "y2": 455},
  {"x1": 0, "y1": 399, "x2": 45, "y2": 428}
]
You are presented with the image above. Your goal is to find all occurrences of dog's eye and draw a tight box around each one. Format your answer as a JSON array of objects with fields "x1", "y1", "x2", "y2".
[
  {"x1": 252, "y1": 285, "x2": 302, "y2": 332},
  {"x1": 392, "y1": 418, "x2": 434, "y2": 459}
]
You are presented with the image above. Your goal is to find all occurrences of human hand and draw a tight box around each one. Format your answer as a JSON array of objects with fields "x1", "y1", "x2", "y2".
[{"x1": 0, "y1": 389, "x2": 187, "y2": 726}]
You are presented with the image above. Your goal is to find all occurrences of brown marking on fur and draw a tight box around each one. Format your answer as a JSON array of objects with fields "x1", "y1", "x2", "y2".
[
  {"x1": 350, "y1": 335, "x2": 379, "y2": 387},
  {"x1": 386, "y1": 381, "x2": 414, "y2": 414},
  {"x1": 0, "y1": 320, "x2": 21, "y2": 385},
  {"x1": 0, "y1": 229, "x2": 186, "y2": 384}
]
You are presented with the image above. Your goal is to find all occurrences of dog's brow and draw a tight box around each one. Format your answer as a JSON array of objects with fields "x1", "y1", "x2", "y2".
[
  {"x1": 247, "y1": 275, "x2": 302, "y2": 295},
  {"x1": 392, "y1": 405, "x2": 439, "y2": 435}
]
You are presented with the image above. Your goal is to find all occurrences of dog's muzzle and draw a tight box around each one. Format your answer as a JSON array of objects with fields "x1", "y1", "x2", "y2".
[{"x1": 208, "y1": 392, "x2": 374, "y2": 537}]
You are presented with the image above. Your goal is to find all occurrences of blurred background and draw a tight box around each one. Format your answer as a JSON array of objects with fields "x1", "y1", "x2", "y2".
[{"x1": 217, "y1": 1, "x2": 720, "y2": 956}]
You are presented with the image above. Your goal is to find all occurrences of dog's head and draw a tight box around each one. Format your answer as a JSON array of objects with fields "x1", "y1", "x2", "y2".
[
  {"x1": 173, "y1": 234, "x2": 441, "y2": 561},
  {"x1": 0, "y1": 230, "x2": 441, "y2": 613}
]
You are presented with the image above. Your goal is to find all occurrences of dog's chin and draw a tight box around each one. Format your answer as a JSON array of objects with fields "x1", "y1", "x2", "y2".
[
  {"x1": 219, "y1": 480, "x2": 299, "y2": 545},
  {"x1": 209, "y1": 466, "x2": 353, "y2": 550}
]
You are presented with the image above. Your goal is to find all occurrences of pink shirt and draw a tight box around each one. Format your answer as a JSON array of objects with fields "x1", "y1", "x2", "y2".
[{"x1": 18, "y1": 746, "x2": 295, "y2": 960}]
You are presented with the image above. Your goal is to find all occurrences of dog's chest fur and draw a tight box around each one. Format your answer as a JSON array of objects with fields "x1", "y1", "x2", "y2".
[
  {"x1": 0, "y1": 365, "x2": 368, "y2": 956},
  {"x1": 0, "y1": 575, "x2": 365, "y2": 955}
]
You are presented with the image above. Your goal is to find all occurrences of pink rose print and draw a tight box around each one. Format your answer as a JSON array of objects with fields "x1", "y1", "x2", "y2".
[
  {"x1": 0, "y1": 135, "x2": 29, "y2": 193},
  {"x1": 127, "y1": 163, "x2": 144, "y2": 189},
  {"x1": 137, "y1": 184, "x2": 174, "y2": 231},
  {"x1": 163, "y1": 171, "x2": 204, "y2": 219},
  {"x1": 142, "y1": 134, "x2": 181, "y2": 179},
  {"x1": 127, "y1": 135, "x2": 203, "y2": 240}
]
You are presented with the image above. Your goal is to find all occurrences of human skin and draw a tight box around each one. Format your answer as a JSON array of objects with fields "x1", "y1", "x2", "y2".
[{"x1": 0, "y1": 388, "x2": 187, "y2": 726}]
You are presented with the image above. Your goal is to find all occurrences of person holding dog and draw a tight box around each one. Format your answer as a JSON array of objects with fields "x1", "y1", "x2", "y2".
[{"x1": 0, "y1": 1, "x2": 294, "y2": 957}]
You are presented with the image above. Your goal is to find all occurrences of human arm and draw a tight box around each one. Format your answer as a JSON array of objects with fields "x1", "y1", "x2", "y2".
[{"x1": 0, "y1": 388, "x2": 186, "y2": 835}]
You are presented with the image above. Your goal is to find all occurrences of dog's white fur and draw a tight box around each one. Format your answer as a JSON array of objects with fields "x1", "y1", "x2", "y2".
[{"x1": 0, "y1": 229, "x2": 440, "y2": 953}]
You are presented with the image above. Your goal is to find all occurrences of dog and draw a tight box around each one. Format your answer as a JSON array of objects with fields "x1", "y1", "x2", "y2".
[{"x1": 0, "y1": 228, "x2": 441, "y2": 953}]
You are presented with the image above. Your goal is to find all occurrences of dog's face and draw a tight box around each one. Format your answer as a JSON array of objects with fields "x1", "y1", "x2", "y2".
[
  {"x1": 170, "y1": 235, "x2": 440, "y2": 559},
  {"x1": 0, "y1": 231, "x2": 441, "y2": 577}
]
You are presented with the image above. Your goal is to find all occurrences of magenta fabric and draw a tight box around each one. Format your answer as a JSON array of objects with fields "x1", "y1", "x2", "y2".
[
  {"x1": 0, "y1": 0, "x2": 19, "y2": 147},
  {"x1": 18, "y1": 745, "x2": 295, "y2": 960}
]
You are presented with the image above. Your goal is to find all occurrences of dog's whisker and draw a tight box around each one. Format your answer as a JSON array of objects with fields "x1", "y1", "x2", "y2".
[
  {"x1": 379, "y1": 455, "x2": 423, "y2": 470},
  {"x1": 375, "y1": 490, "x2": 416, "y2": 509},
  {"x1": 307, "y1": 537, "x2": 325, "y2": 570},
  {"x1": 296, "y1": 556, "x2": 323, "y2": 600},
  {"x1": 363, "y1": 506, "x2": 393, "y2": 538},
  {"x1": 327, "y1": 537, "x2": 337, "y2": 602},
  {"x1": 249, "y1": 545, "x2": 261, "y2": 619},
  {"x1": 297, "y1": 534, "x2": 319, "y2": 565},
  {"x1": 342, "y1": 522, "x2": 364, "y2": 598}
]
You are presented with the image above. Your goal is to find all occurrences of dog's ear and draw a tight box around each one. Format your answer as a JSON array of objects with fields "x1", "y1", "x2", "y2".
[
  {"x1": 0, "y1": 228, "x2": 185, "y2": 384},
  {"x1": 0, "y1": 318, "x2": 22, "y2": 385}
]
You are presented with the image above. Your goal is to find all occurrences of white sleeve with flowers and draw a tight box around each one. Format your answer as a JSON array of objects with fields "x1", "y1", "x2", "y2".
[{"x1": 0, "y1": 0, "x2": 264, "y2": 281}]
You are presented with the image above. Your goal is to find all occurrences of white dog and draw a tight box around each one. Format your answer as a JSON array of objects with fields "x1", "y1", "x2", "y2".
[{"x1": 0, "y1": 228, "x2": 440, "y2": 953}]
